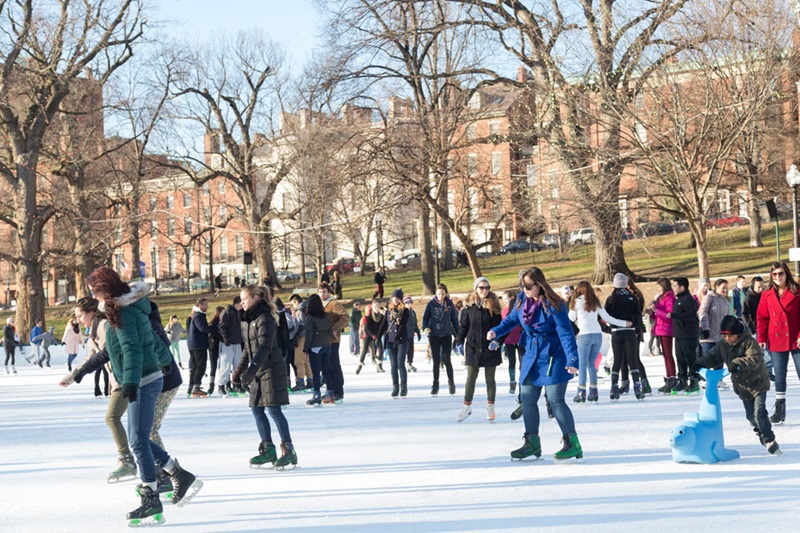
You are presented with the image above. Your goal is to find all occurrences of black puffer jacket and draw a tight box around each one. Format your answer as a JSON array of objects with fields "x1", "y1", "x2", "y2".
[
  {"x1": 695, "y1": 330, "x2": 770, "y2": 401},
  {"x1": 237, "y1": 299, "x2": 289, "y2": 407},
  {"x1": 457, "y1": 297, "x2": 502, "y2": 368}
]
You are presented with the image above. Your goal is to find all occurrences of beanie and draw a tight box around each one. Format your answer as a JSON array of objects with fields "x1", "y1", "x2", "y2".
[
  {"x1": 613, "y1": 273, "x2": 628, "y2": 289},
  {"x1": 473, "y1": 277, "x2": 490, "y2": 290},
  {"x1": 719, "y1": 316, "x2": 744, "y2": 336},
  {"x1": 403, "y1": 296, "x2": 413, "y2": 305},
  {"x1": 391, "y1": 288, "x2": 404, "y2": 300}
]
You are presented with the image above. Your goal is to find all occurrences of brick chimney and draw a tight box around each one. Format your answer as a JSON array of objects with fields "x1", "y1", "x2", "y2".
[
  {"x1": 203, "y1": 131, "x2": 220, "y2": 167},
  {"x1": 517, "y1": 65, "x2": 529, "y2": 84}
]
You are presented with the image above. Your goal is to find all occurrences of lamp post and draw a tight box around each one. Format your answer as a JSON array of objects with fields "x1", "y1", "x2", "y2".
[{"x1": 786, "y1": 164, "x2": 800, "y2": 276}]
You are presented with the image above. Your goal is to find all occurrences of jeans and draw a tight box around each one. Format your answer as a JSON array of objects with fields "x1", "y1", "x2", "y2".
[
  {"x1": 252, "y1": 405, "x2": 292, "y2": 444},
  {"x1": 128, "y1": 376, "x2": 170, "y2": 483},
  {"x1": 308, "y1": 346, "x2": 332, "y2": 394},
  {"x1": 520, "y1": 378, "x2": 575, "y2": 437},
  {"x1": 387, "y1": 340, "x2": 408, "y2": 386},
  {"x1": 701, "y1": 342, "x2": 716, "y2": 356},
  {"x1": 430, "y1": 336, "x2": 454, "y2": 384},
  {"x1": 349, "y1": 331, "x2": 360, "y2": 356},
  {"x1": 743, "y1": 391, "x2": 774, "y2": 443},
  {"x1": 576, "y1": 333, "x2": 602, "y2": 387},
  {"x1": 769, "y1": 349, "x2": 800, "y2": 395},
  {"x1": 66, "y1": 353, "x2": 77, "y2": 368}
]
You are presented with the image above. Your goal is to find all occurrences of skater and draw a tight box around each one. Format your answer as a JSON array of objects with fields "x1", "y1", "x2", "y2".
[
  {"x1": 403, "y1": 296, "x2": 421, "y2": 373},
  {"x1": 373, "y1": 267, "x2": 386, "y2": 299},
  {"x1": 422, "y1": 284, "x2": 459, "y2": 396},
  {"x1": 456, "y1": 277, "x2": 503, "y2": 422},
  {"x1": 356, "y1": 299, "x2": 386, "y2": 374},
  {"x1": 62, "y1": 317, "x2": 84, "y2": 371},
  {"x1": 756, "y1": 261, "x2": 800, "y2": 424},
  {"x1": 699, "y1": 279, "x2": 730, "y2": 356},
  {"x1": 319, "y1": 282, "x2": 348, "y2": 403},
  {"x1": 217, "y1": 296, "x2": 244, "y2": 396},
  {"x1": 289, "y1": 294, "x2": 312, "y2": 392},
  {"x1": 670, "y1": 277, "x2": 701, "y2": 394},
  {"x1": 568, "y1": 281, "x2": 630, "y2": 403},
  {"x1": 186, "y1": 298, "x2": 212, "y2": 397},
  {"x1": 26, "y1": 319, "x2": 44, "y2": 365},
  {"x1": 501, "y1": 291, "x2": 524, "y2": 395},
  {"x1": 232, "y1": 284, "x2": 297, "y2": 469},
  {"x1": 488, "y1": 266, "x2": 582, "y2": 461},
  {"x1": 604, "y1": 273, "x2": 647, "y2": 401},
  {"x1": 4, "y1": 317, "x2": 17, "y2": 374},
  {"x1": 302, "y1": 293, "x2": 333, "y2": 406},
  {"x1": 207, "y1": 306, "x2": 224, "y2": 395},
  {"x1": 349, "y1": 300, "x2": 362, "y2": 357},
  {"x1": 86, "y1": 267, "x2": 202, "y2": 524},
  {"x1": 60, "y1": 296, "x2": 135, "y2": 482},
  {"x1": 167, "y1": 315, "x2": 186, "y2": 369},
  {"x1": 694, "y1": 316, "x2": 780, "y2": 455},
  {"x1": 31, "y1": 326, "x2": 59, "y2": 368},
  {"x1": 650, "y1": 278, "x2": 677, "y2": 394},
  {"x1": 214, "y1": 273, "x2": 222, "y2": 297},
  {"x1": 385, "y1": 289, "x2": 410, "y2": 398}
]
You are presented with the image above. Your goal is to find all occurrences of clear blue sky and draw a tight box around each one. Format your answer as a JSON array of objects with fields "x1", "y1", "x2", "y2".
[{"x1": 153, "y1": 0, "x2": 321, "y2": 69}]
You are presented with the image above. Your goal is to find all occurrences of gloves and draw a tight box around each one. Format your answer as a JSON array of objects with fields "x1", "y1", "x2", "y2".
[
  {"x1": 701, "y1": 330, "x2": 710, "y2": 340},
  {"x1": 241, "y1": 365, "x2": 257, "y2": 384},
  {"x1": 161, "y1": 364, "x2": 172, "y2": 376},
  {"x1": 122, "y1": 384, "x2": 138, "y2": 403},
  {"x1": 232, "y1": 368, "x2": 243, "y2": 385},
  {"x1": 730, "y1": 364, "x2": 741, "y2": 374}
]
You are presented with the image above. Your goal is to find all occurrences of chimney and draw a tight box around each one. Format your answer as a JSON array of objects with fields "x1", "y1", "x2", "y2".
[
  {"x1": 517, "y1": 65, "x2": 529, "y2": 84},
  {"x1": 203, "y1": 131, "x2": 220, "y2": 167},
  {"x1": 84, "y1": 67, "x2": 93, "y2": 79}
]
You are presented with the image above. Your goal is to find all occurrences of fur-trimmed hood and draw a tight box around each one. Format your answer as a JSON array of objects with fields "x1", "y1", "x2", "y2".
[{"x1": 98, "y1": 281, "x2": 150, "y2": 313}]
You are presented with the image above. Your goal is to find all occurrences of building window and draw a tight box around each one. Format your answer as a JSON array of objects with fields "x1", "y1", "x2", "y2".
[
  {"x1": 167, "y1": 249, "x2": 176, "y2": 276},
  {"x1": 220, "y1": 236, "x2": 228, "y2": 262},
  {"x1": 183, "y1": 193, "x2": 191, "y2": 208},
  {"x1": 167, "y1": 195, "x2": 174, "y2": 209},
  {"x1": 466, "y1": 124, "x2": 476, "y2": 141},
  {"x1": 150, "y1": 220, "x2": 157, "y2": 239},
  {"x1": 167, "y1": 218, "x2": 175, "y2": 237},
  {"x1": 635, "y1": 122, "x2": 647, "y2": 143},
  {"x1": 203, "y1": 208, "x2": 211, "y2": 224},
  {"x1": 489, "y1": 121, "x2": 501, "y2": 136},
  {"x1": 149, "y1": 197, "x2": 157, "y2": 210},
  {"x1": 218, "y1": 181, "x2": 225, "y2": 194},
  {"x1": 492, "y1": 187, "x2": 503, "y2": 220},
  {"x1": 526, "y1": 164, "x2": 537, "y2": 187},
  {"x1": 468, "y1": 92, "x2": 481, "y2": 110},
  {"x1": 491, "y1": 152, "x2": 502, "y2": 176},
  {"x1": 236, "y1": 235, "x2": 244, "y2": 260},
  {"x1": 467, "y1": 154, "x2": 477, "y2": 177},
  {"x1": 618, "y1": 197, "x2": 629, "y2": 228},
  {"x1": 219, "y1": 205, "x2": 227, "y2": 218},
  {"x1": 185, "y1": 218, "x2": 193, "y2": 234},
  {"x1": 549, "y1": 170, "x2": 559, "y2": 199}
]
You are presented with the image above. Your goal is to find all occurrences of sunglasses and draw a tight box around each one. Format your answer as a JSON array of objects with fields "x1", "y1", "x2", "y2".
[
  {"x1": 520, "y1": 282, "x2": 537, "y2": 291},
  {"x1": 476, "y1": 285, "x2": 490, "y2": 290},
  {"x1": 772, "y1": 271, "x2": 786, "y2": 277}
]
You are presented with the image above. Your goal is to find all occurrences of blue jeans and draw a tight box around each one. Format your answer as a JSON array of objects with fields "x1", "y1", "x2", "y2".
[
  {"x1": 349, "y1": 331, "x2": 360, "y2": 355},
  {"x1": 128, "y1": 376, "x2": 170, "y2": 483},
  {"x1": 251, "y1": 405, "x2": 292, "y2": 444},
  {"x1": 520, "y1": 378, "x2": 576, "y2": 437},
  {"x1": 576, "y1": 334, "x2": 602, "y2": 387},
  {"x1": 769, "y1": 349, "x2": 800, "y2": 394},
  {"x1": 387, "y1": 340, "x2": 408, "y2": 386},
  {"x1": 308, "y1": 346, "x2": 332, "y2": 395}
]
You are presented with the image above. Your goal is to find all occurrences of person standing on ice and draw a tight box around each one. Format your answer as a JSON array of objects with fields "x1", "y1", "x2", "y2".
[
  {"x1": 422, "y1": 283, "x2": 459, "y2": 396},
  {"x1": 456, "y1": 277, "x2": 503, "y2": 423},
  {"x1": 61, "y1": 317, "x2": 84, "y2": 371},
  {"x1": 4, "y1": 317, "x2": 18, "y2": 374},
  {"x1": 488, "y1": 266, "x2": 582, "y2": 462},
  {"x1": 384, "y1": 288, "x2": 410, "y2": 398},
  {"x1": 233, "y1": 284, "x2": 297, "y2": 469},
  {"x1": 87, "y1": 266, "x2": 202, "y2": 525}
]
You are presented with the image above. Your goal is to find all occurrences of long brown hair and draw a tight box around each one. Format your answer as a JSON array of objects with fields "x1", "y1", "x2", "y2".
[
  {"x1": 467, "y1": 290, "x2": 501, "y2": 316},
  {"x1": 86, "y1": 267, "x2": 130, "y2": 327},
  {"x1": 570, "y1": 281, "x2": 601, "y2": 312},
  {"x1": 517, "y1": 266, "x2": 563, "y2": 313},
  {"x1": 769, "y1": 261, "x2": 799, "y2": 293}
]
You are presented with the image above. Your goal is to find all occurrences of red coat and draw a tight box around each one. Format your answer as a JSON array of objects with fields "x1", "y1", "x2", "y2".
[{"x1": 756, "y1": 287, "x2": 800, "y2": 352}]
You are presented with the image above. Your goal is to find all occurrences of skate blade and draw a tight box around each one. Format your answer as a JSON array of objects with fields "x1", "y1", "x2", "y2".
[
  {"x1": 511, "y1": 456, "x2": 541, "y2": 462},
  {"x1": 173, "y1": 479, "x2": 203, "y2": 508},
  {"x1": 250, "y1": 463, "x2": 276, "y2": 469},
  {"x1": 770, "y1": 449, "x2": 784, "y2": 457},
  {"x1": 274, "y1": 464, "x2": 299, "y2": 471},
  {"x1": 128, "y1": 513, "x2": 165, "y2": 527},
  {"x1": 108, "y1": 474, "x2": 138, "y2": 484},
  {"x1": 554, "y1": 456, "x2": 585, "y2": 464}
]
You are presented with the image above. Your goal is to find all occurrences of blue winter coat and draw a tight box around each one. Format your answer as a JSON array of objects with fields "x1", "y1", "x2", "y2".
[
  {"x1": 491, "y1": 292, "x2": 578, "y2": 386},
  {"x1": 422, "y1": 297, "x2": 459, "y2": 337},
  {"x1": 187, "y1": 310, "x2": 211, "y2": 350}
]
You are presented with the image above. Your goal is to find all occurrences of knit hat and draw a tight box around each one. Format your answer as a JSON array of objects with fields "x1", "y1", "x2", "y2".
[
  {"x1": 391, "y1": 288, "x2": 404, "y2": 300},
  {"x1": 473, "y1": 277, "x2": 491, "y2": 290},
  {"x1": 403, "y1": 296, "x2": 413, "y2": 305},
  {"x1": 720, "y1": 316, "x2": 744, "y2": 335},
  {"x1": 613, "y1": 273, "x2": 628, "y2": 289}
]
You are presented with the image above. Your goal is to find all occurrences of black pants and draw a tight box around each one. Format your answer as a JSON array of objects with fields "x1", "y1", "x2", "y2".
[
  {"x1": 674, "y1": 337, "x2": 698, "y2": 380},
  {"x1": 4, "y1": 344, "x2": 14, "y2": 366},
  {"x1": 429, "y1": 335, "x2": 454, "y2": 385},
  {"x1": 744, "y1": 391, "x2": 774, "y2": 443},
  {"x1": 406, "y1": 337, "x2": 415, "y2": 364},
  {"x1": 94, "y1": 367, "x2": 109, "y2": 396},
  {"x1": 505, "y1": 344, "x2": 524, "y2": 381},
  {"x1": 329, "y1": 342, "x2": 344, "y2": 398},
  {"x1": 208, "y1": 341, "x2": 219, "y2": 386},
  {"x1": 611, "y1": 330, "x2": 640, "y2": 383},
  {"x1": 188, "y1": 348, "x2": 208, "y2": 390},
  {"x1": 359, "y1": 337, "x2": 383, "y2": 364}
]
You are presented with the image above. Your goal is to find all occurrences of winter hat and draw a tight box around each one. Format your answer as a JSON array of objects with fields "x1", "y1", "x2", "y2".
[
  {"x1": 698, "y1": 277, "x2": 710, "y2": 286},
  {"x1": 720, "y1": 315, "x2": 744, "y2": 335},
  {"x1": 403, "y1": 296, "x2": 413, "y2": 305},
  {"x1": 391, "y1": 288, "x2": 404, "y2": 300},
  {"x1": 613, "y1": 273, "x2": 628, "y2": 289},
  {"x1": 473, "y1": 277, "x2": 491, "y2": 290}
]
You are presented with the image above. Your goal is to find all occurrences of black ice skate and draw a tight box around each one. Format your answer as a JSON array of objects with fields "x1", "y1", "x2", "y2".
[
  {"x1": 167, "y1": 459, "x2": 203, "y2": 507},
  {"x1": 127, "y1": 485, "x2": 165, "y2": 527}
]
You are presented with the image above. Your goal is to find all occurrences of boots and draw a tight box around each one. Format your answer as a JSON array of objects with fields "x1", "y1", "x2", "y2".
[
  {"x1": 448, "y1": 380, "x2": 456, "y2": 395},
  {"x1": 610, "y1": 383, "x2": 620, "y2": 401},
  {"x1": 274, "y1": 442, "x2": 298, "y2": 470},
  {"x1": 456, "y1": 403, "x2": 473, "y2": 422},
  {"x1": 587, "y1": 386, "x2": 598, "y2": 403},
  {"x1": 672, "y1": 376, "x2": 687, "y2": 394},
  {"x1": 400, "y1": 383, "x2": 407, "y2": 398},
  {"x1": 770, "y1": 398, "x2": 786, "y2": 424},
  {"x1": 249, "y1": 442, "x2": 277, "y2": 467},
  {"x1": 355, "y1": 364, "x2": 363, "y2": 375},
  {"x1": 633, "y1": 380, "x2": 645, "y2": 401},
  {"x1": 431, "y1": 382, "x2": 439, "y2": 396},
  {"x1": 108, "y1": 453, "x2": 138, "y2": 483},
  {"x1": 554, "y1": 433, "x2": 583, "y2": 461},
  {"x1": 510, "y1": 433, "x2": 541, "y2": 460},
  {"x1": 619, "y1": 380, "x2": 630, "y2": 395},
  {"x1": 127, "y1": 485, "x2": 163, "y2": 525},
  {"x1": 391, "y1": 383, "x2": 399, "y2": 398},
  {"x1": 641, "y1": 378, "x2": 652, "y2": 395},
  {"x1": 658, "y1": 377, "x2": 675, "y2": 395},
  {"x1": 573, "y1": 387, "x2": 586, "y2": 403},
  {"x1": 166, "y1": 458, "x2": 203, "y2": 507},
  {"x1": 487, "y1": 403, "x2": 496, "y2": 422},
  {"x1": 376, "y1": 363, "x2": 385, "y2": 373}
]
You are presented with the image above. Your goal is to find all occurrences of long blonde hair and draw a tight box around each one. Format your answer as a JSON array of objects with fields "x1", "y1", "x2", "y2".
[
  {"x1": 467, "y1": 290, "x2": 501, "y2": 316},
  {"x1": 242, "y1": 284, "x2": 279, "y2": 322}
]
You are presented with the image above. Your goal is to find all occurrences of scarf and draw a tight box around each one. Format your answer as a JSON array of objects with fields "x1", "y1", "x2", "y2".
[{"x1": 522, "y1": 296, "x2": 541, "y2": 327}]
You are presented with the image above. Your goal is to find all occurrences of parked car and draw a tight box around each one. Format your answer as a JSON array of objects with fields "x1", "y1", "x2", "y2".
[
  {"x1": 190, "y1": 279, "x2": 210, "y2": 291},
  {"x1": 636, "y1": 222, "x2": 675, "y2": 238},
  {"x1": 325, "y1": 258, "x2": 355, "y2": 274},
  {"x1": 541, "y1": 233, "x2": 568, "y2": 248},
  {"x1": 275, "y1": 270, "x2": 300, "y2": 283},
  {"x1": 569, "y1": 228, "x2": 596, "y2": 245},
  {"x1": 500, "y1": 240, "x2": 544, "y2": 254},
  {"x1": 706, "y1": 216, "x2": 749, "y2": 228},
  {"x1": 394, "y1": 252, "x2": 421, "y2": 269},
  {"x1": 151, "y1": 283, "x2": 180, "y2": 294},
  {"x1": 673, "y1": 221, "x2": 690, "y2": 233}
]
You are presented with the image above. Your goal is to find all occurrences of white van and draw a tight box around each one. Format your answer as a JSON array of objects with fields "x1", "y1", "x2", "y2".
[{"x1": 569, "y1": 228, "x2": 595, "y2": 245}]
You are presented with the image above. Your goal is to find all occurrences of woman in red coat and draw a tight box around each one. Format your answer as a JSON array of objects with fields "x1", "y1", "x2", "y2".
[{"x1": 756, "y1": 261, "x2": 800, "y2": 424}]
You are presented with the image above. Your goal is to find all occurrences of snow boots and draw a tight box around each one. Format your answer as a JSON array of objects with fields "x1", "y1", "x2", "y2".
[{"x1": 510, "y1": 434, "x2": 541, "y2": 460}]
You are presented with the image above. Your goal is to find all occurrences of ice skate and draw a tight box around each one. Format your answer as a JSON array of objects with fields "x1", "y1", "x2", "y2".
[
  {"x1": 355, "y1": 364, "x2": 363, "y2": 375},
  {"x1": 619, "y1": 380, "x2": 630, "y2": 395},
  {"x1": 166, "y1": 459, "x2": 203, "y2": 507},
  {"x1": 456, "y1": 403, "x2": 472, "y2": 423},
  {"x1": 587, "y1": 387, "x2": 598, "y2": 403},
  {"x1": 610, "y1": 383, "x2": 620, "y2": 401},
  {"x1": 573, "y1": 387, "x2": 586, "y2": 404},
  {"x1": 634, "y1": 381, "x2": 645, "y2": 401},
  {"x1": 765, "y1": 440, "x2": 782, "y2": 456},
  {"x1": 127, "y1": 485, "x2": 165, "y2": 527},
  {"x1": 510, "y1": 434, "x2": 541, "y2": 460},
  {"x1": 510, "y1": 402, "x2": 523, "y2": 420},
  {"x1": 430, "y1": 382, "x2": 439, "y2": 396},
  {"x1": 486, "y1": 403, "x2": 496, "y2": 422},
  {"x1": 641, "y1": 378, "x2": 652, "y2": 395},
  {"x1": 770, "y1": 399, "x2": 786, "y2": 424},
  {"x1": 658, "y1": 377, "x2": 675, "y2": 395},
  {"x1": 322, "y1": 392, "x2": 336, "y2": 405},
  {"x1": 400, "y1": 384, "x2": 407, "y2": 398},
  {"x1": 554, "y1": 434, "x2": 583, "y2": 462},
  {"x1": 290, "y1": 380, "x2": 305, "y2": 392},
  {"x1": 391, "y1": 384, "x2": 399, "y2": 398},
  {"x1": 448, "y1": 380, "x2": 456, "y2": 395},
  {"x1": 407, "y1": 363, "x2": 417, "y2": 372},
  {"x1": 306, "y1": 393, "x2": 322, "y2": 407},
  {"x1": 274, "y1": 442, "x2": 298, "y2": 471},
  {"x1": 509, "y1": 382, "x2": 516, "y2": 395},
  {"x1": 108, "y1": 454, "x2": 138, "y2": 483},
  {"x1": 249, "y1": 442, "x2": 277, "y2": 468}
]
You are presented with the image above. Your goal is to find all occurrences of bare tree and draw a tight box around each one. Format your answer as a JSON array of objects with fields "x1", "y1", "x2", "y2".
[{"x1": 0, "y1": 0, "x2": 145, "y2": 336}]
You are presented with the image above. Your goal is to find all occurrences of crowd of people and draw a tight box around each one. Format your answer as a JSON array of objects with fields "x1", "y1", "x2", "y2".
[{"x1": 3, "y1": 259, "x2": 793, "y2": 525}]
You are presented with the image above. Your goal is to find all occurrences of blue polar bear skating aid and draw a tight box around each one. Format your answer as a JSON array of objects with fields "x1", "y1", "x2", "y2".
[{"x1": 669, "y1": 367, "x2": 740, "y2": 464}]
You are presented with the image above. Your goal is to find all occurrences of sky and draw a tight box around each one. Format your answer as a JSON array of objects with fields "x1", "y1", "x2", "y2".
[{"x1": 152, "y1": 0, "x2": 322, "y2": 70}]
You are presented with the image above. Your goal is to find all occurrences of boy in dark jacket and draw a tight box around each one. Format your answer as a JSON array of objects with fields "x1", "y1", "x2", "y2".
[
  {"x1": 670, "y1": 277, "x2": 700, "y2": 394},
  {"x1": 349, "y1": 301, "x2": 362, "y2": 357},
  {"x1": 694, "y1": 316, "x2": 779, "y2": 455}
]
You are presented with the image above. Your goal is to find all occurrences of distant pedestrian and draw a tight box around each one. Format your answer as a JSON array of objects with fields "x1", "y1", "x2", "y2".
[{"x1": 373, "y1": 268, "x2": 385, "y2": 299}]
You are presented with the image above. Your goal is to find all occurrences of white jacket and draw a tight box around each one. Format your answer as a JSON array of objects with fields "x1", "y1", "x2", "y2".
[{"x1": 568, "y1": 296, "x2": 628, "y2": 335}]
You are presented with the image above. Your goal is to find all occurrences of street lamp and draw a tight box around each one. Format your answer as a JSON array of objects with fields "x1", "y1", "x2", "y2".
[{"x1": 786, "y1": 164, "x2": 800, "y2": 275}]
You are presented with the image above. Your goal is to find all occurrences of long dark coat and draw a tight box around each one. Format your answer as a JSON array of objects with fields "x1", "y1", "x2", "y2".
[
  {"x1": 237, "y1": 298, "x2": 289, "y2": 407},
  {"x1": 457, "y1": 295, "x2": 502, "y2": 368}
]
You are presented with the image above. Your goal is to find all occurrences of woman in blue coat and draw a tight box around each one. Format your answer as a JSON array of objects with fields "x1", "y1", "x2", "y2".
[{"x1": 488, "y1": 266, "x2": 582, "y2": 461}]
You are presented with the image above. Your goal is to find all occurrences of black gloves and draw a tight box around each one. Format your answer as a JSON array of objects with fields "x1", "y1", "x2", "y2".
[
  {"x1": 241, "y1": 365, "x2": 257, "y2": 384},
  {"x1": 701, "y1": 330, "x2": 710, "y2": 340},
  {"x1": 232, "y1": 368, "x2": 242, "y2": 385},
  {"x1": 730, "y1": 364, "x2": 741, "y2": 374},
  {"x1": 122, "y1": 384, "x2": 138, "y2": 403}
]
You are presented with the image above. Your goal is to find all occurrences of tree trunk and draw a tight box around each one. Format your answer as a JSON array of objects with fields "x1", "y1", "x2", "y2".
[
  {"x1": 418, "y1": 202, "x2": 435, "y2": 296},
  {"x1": 747, "y1": 178, "x2": 763, "y2": 248},
  {"x1": 695, "y1": 225, "x2": 711, "y2": 280},
  {"x1": 463, "y1": 244, "x2": 482, "y2": 279},
  {"x1": 587, "y1": 202, "x2": 634, "y2": 283},
  {"x1": 130, "y1": 220, "x2": 141, "y2": 280}
]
